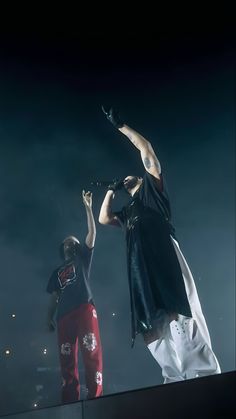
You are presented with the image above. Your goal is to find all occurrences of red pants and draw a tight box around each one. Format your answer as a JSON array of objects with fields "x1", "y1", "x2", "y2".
[{"x1": 57, "y1": 303, "x2": 103, "y2": 403}]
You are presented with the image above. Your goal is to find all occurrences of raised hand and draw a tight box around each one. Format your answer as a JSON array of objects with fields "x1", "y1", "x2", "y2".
[
  {"x1": 82, "y1": 190, "x2": 93, "y2": 208},
  {"x1": 101, "y1": 106, "x2": 124, "y2": 129}
]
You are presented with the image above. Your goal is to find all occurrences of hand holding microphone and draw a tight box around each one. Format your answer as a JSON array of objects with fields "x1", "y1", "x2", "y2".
[{"x1": 107, "y1": 179, "x2": 124, "y2": 192}]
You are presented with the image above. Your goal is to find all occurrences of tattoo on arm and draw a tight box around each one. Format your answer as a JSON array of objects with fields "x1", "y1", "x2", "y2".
[
  {"x1": 144, "y1": 157, "x2": 161, "y2": 173},
  {"x1": 144, "y1": 157, "x2": 151, "y2": 169}
]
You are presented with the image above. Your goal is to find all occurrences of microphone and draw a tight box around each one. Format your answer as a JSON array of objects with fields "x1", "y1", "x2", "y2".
[{"x1": 90, "y1": 179, "x2": 120, "y2": 187}]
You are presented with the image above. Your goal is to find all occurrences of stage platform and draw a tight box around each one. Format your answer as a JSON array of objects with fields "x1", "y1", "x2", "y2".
[{"x1": 1, "y1": 371, "x2": 235, "y2": 419}]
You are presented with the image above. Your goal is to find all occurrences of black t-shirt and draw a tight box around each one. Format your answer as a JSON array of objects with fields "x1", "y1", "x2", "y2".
[
  {"x1": 116, "y1": 172, "x2": 176, "y2": 237},
  {"x1": 139, "y1": 172, "x2": 172, "y2": 221},
  {"x1": 115, "y1": 172, "x2": 191, "y2": 341},
  {"x1": 47, "y1": 243, "x2": 94, "y2": 320}
]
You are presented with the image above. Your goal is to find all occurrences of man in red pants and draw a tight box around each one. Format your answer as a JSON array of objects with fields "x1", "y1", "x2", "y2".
[{"x1": 46, "y1": 190, "x2": 103, "y2": 403}]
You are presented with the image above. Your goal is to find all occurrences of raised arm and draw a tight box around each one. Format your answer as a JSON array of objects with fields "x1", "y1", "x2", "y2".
[
  {"x1": 82, "y1": 190, "x2": 96, "y2": 248},
  {"x1": 98, "y1": 181, "x2": 124, "y2": 226},
  {"x1": 119, "y1": 125, "x2": 161, "y2": 179},
  {"x1": 102, "y1": 107, "x2": 161, "y2": 179}
]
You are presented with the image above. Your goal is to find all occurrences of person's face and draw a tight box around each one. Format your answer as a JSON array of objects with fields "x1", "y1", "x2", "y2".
[
  {"x1": 63, "y1": 236, "x2": 80, "y2": 261},
  {"x1": 123, "y1": 176, "x2": 142, "y2": 194}
]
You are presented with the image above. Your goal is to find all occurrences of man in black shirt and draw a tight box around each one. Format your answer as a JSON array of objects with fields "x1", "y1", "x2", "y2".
[
  {"x1": 99, "y1": 108, "x2": 220, "y2": 383},
  {"x1": 47, "y1": 190, "x2": 103, "y2": 402}
]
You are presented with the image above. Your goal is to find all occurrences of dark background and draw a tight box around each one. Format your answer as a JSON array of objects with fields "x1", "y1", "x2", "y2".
[{"x1": 0, "y1": 28, "x2": 235, "y2": 415}]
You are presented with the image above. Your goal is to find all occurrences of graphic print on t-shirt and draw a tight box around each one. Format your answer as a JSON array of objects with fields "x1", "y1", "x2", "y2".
[{"x1": 58, "y1": 263, "x2": 77, "y2": 289}]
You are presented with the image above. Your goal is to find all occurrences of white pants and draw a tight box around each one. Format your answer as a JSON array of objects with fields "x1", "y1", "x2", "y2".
[{"x1": 147, "y1": 238, "x2": 221, "y2": 383}]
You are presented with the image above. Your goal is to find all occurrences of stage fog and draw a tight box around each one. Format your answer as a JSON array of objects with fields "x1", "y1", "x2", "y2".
[{"x1": 0, "y1": 32, "x2": 234, "y2": 415}]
